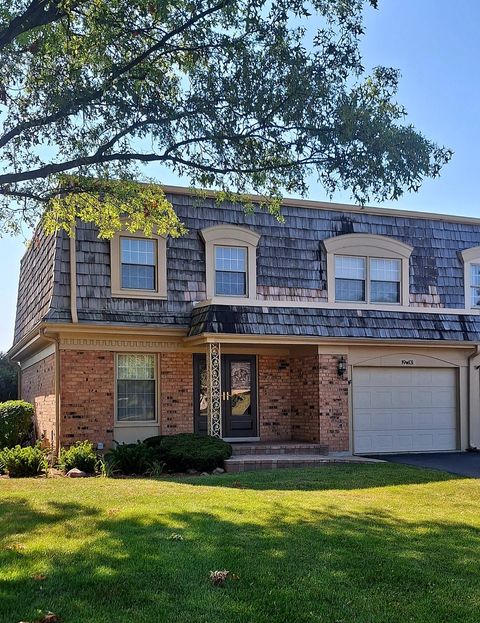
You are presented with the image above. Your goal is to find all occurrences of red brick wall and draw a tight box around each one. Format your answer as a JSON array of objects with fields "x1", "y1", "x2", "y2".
[
  {"x1": 317, "y1": 354, "x2": 349, "y2": 452},
  {"x1": 160, "y1": 352, "x2": 194, "y2": 435},
  {"x1": 290, "y1": 355, "x2": 321, "y2": 442},
  {"x1": 289, "y1": 354, "x2": 349, "y2": 451},
  {"x1": 21, "y1": 353, "x2": 56, "y2": 447},
  {"x1": 60, "y1": 350, "x2": 115, "y2": 447},
  {"x1": 258, "y1": 355, "x2": 291, "y2": 441}
]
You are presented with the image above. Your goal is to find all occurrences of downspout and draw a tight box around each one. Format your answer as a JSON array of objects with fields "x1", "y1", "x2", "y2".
[
  {"x1": 41, "y1": 329, "x2": 61, "y2": 458},
  {"x1": 467, "y1": 345, "x2": 480, "y2": 451},
  {"x1": 69, "y1": 227, "x2": 78, "y2": 324}
]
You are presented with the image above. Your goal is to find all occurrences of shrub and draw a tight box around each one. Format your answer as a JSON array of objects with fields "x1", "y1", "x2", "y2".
[
  {"x1": 0, "y1": 443, "x2": 47, "y2": 477},
  {"x1": 0, "y1": 400, "x2": 34, "y2": 449},
  {"x1": 60, "y1": 441, "x2": 97, "y2": 474},
  {"x1": 105, "y1": 442, "x2": 159, "y2": 475},
  {"x1": 144, "y1": 434, "x2": 232, "y2": 472}
]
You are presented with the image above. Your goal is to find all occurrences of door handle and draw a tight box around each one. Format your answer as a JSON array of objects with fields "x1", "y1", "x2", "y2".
[{"x1": 222, "y1": 391, "x2": 230, "y2": 400}]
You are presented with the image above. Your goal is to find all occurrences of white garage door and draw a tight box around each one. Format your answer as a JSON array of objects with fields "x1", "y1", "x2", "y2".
[{"x1": 353, "y1": 367, "x2": 458, "y2": 454}]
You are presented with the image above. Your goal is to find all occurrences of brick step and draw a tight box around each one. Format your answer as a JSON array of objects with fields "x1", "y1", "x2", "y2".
[
  {"x1": 224, "y1": 454, "x2": 379, "y2": 473},
  {"x1": 230, "y1": 443, "x2": 329, "y2": 456}
]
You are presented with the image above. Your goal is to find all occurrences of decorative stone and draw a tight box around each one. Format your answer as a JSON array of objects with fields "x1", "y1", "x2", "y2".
[
  {"x1": 212, "y1": 467, "x2": 225, "y2": 475},
  {"x1": 65, "y1": 468, "x2": 87, "y2": 478},
  {"x1": 186, "y1": 468, "x2": 198, "y2": 475},
  {"x1": 200, "y1": 471, "x2": 210, "y2": 476}
]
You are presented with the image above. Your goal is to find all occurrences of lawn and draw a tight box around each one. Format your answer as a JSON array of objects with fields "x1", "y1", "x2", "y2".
[{"x1": 1, "y1": 464, "x2": 480, "y2": 623}]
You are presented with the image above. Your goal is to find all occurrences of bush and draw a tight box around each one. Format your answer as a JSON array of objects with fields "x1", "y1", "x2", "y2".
[
  {"x1": 0, "y1": 443, "x2": 47, "y2": 477},
  {"x1": 105, "y1": 442, "x2": 159, "y2": 475},
  {"x1": 0, "y1": 400, "x2": 34, "y2": 449},
  {"x1": 60, "y1": 441, "x2": 97, "y2": 474},
  {"x1": 0, "y1": 352, "x2": 18, "y2": 402},
  {"x1": 144, "y1": 434, "x2": 232, "y2": 472}
]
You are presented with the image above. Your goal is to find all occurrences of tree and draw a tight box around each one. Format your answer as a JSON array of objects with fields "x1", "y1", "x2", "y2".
[
  {"x1": 0, "y1": 0, "x2": 452, "y2": 238},
  {"x1": 0, "y1": 352, "x2": 18, "y2": 402}
]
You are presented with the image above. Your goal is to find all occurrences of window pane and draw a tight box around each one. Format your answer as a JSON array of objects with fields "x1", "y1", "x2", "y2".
[
  {"x1": 471, "y1": 286, "x2": 480, "y2": 308},
  {"x1": 335, "y1": 278, "x2": 365, "y2": 302},
  {"x1": 121, "y1": 238, "x2": 155, "y2": 266},
  {"x1": 370, "y1": 258, "x2": 401, "y2": 282},
  {"x1": 117, "y1": 355, "x2": 156, "y2": 422},
  {"x1": 215, "y1": 271, "x2": 247, "y2": 296},
  {"x1": 371, "y1": 281, "x2": 400, "y2": 303},
  {"x1": 117, "y1": 380, "x2": 155, "y2": 421},
  {"x1": 472, "y1": 265, "x2": 480, "y2": 287},
  {"x1": 215, "y1": 246, "x2": 247, "y2": 272},
  {"x1": 117, "y1": 354, "x2": 155, "y2": 380},
  {"x1": 335, "y1": 255, "x2": 366, "y2": 280},
  {"x1": 121, "y1": 264, "x2": 155, "y2": 290}
]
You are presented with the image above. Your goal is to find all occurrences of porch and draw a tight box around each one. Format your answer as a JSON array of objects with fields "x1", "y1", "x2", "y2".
[{"x1": 194, "y1": 341, "x2": 350, "y2": 452}]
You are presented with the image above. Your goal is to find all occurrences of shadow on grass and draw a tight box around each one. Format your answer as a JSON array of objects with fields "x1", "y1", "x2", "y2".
[
  {"x1": 1, "y1": 484, "x2": 479, "y2": 623},
  {"x1": 171, "y1": 463, "x2": 462, "y2": 491}
]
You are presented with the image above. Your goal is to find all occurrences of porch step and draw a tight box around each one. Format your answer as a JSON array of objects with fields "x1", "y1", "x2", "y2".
[
  {"x1": 230, "y1": 442, "x2": 329, "y2": 456},
  {"x1": 224, "y1": 454, "x2": 380, "y2": 473}
]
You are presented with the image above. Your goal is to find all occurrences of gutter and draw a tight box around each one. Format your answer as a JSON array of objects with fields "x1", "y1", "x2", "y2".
[{"x1": 41, "y1": 328, "x2": 61, "y2": 458}]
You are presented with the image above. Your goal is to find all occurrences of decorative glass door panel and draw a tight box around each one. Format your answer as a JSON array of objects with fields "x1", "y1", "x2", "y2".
[{"x1": 193, "y1": 354, "x2": 257, "y2": 438}]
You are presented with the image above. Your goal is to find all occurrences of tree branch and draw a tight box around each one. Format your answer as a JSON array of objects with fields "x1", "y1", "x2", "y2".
[{"x1": 0, "y1": 0, "x2": 66, "y2": 52}]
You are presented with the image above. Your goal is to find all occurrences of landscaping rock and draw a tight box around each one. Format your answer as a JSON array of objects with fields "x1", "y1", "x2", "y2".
[
  {"x1": 212, "y1": 467, "x2": 225, "y2": 475},
  {"x1": 200, "y1": 471, "x2": 210, "y2": 476},
  {"x1": 65, "y1": 468, "x2": 87, "y2": 478},
  {"x1": 186, "y1": 468, "x2": 198, "y2": 475}
]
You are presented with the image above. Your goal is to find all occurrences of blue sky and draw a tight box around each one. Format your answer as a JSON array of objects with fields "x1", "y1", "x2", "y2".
[{"x1": 1, "y1": 0, "x2": 478, "y2": 351}]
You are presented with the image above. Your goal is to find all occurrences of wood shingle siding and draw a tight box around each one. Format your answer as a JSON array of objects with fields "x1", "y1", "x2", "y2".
[{"x1": 189, "y1": 305, "x2": 480, "y2": 341}]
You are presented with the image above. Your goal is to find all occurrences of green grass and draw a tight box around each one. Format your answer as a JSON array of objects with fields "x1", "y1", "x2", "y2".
[{"x1": 1, "y1": 464, "x2": 480, "y2": 622}]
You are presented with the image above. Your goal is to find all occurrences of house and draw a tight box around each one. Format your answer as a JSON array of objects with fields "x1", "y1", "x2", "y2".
[{"x1": 8, "y1": 185, "x2": 480, "y2": 457}]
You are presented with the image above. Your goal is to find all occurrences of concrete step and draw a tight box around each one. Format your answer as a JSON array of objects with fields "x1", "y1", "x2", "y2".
[
  {"x1": 224, "y1": 454, "x2": 381, "y2": 472},
  {"x1": 230, "y1": 443, "x2": 329, "y2": 456}
]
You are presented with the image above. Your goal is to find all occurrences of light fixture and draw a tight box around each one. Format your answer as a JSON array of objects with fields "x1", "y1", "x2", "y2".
[{"x1": 337, "y1": 356, "x2": 347, "y2": 378}]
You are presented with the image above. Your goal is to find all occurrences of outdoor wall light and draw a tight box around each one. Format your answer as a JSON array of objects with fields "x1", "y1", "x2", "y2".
[{"x1": 337, "y1": 356, "x2": 347, "y2": 378}]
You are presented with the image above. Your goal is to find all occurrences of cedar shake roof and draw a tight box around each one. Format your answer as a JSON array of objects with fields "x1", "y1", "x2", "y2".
[
  {"x1": 11, "y1": 188, "x2": 480, "y2": 346},
  {"x1": 188, "y1": 305, "x2": 480, "y2": 342}
]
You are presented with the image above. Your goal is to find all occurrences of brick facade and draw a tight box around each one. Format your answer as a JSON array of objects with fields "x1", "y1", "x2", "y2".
[
  {"x1": 60, "y1": 350, "x2": 115, "y2": 447},
  {"x1": 22, "y1": 347, "x2": 349, "y2": 453},
  {"x1": 21, "y1": 353, "x2": 56, "y2": 447},
  {"x1": 283, "y1": 353, "x2": 349, "y2": 450},
  {"x1": 160, "y1": 352, "x2": 194, "y2": 435},
  {"x1": 258, "y1": 355, "x2": 291, "y2": 441}
]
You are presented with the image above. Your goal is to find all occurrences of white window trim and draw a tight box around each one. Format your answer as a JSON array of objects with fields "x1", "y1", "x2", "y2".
[
  {"x1": 111, "y1": 229, "x2": 167, "y2": 300},
  {"x1": 114, "y1": 353, "x2": 159, "y2": 427},
  {"x1": 323, "y1": 233, "x2": 413, "y2": 306},
  {"x1": 201, "y1": 225, "x2": 260, "y2": 300},
  {"x1": 460, "y1": 246, "x2": 480, "y2": 309}
]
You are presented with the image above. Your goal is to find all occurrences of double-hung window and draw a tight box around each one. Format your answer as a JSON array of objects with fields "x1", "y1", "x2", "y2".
[
  {"x1": 214, "y1": 245, "x2": 248, "y2": 296},
  {"x1": 120, "y1": 237, "x2": 156, "y2": 291},
  {"x1": 334, "y1": 255, "x2": 401, "y2": 304},
  {"x1": 470, "y1": 264, "x2": 480, "y2": 308},
  {"x1": 116, "y1": 354, "x2": 156, "y2": 422}
]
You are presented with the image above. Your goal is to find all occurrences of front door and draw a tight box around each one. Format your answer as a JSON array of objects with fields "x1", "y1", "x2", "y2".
[{"x1": 193, "y1": 354, "x2": 258, "y2": 438}]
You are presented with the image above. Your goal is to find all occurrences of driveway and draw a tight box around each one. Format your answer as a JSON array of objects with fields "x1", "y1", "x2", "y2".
[{"x1": 374, "y1": 452, "x2": 480, "y2": 478}]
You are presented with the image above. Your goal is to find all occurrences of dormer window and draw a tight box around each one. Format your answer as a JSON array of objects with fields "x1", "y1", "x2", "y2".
[
  {"x1": 111, "y1": 228, "x2": 167, "y2": 299},
  {"x1": 215, "y1": 245, "x2": 248, "y2": 296},
  {"x1": 121, "y1": 237, "x2": 156, "y2": 291},
  {"x1": 201, "y1": 225, "x2": 260, "y2": 300},
  {"x1": 324, "y1": 234, "x2": 413, "y2": 306},
  {"x1": 471, "y1": 264, "x2": 480, "y2": 308},
  {"x1": 460, "y1": 246, "x2": 480, "y2": 309}
]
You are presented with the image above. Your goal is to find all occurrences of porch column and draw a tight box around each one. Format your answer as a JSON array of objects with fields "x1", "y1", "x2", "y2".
[{"x1": 206, "y1": 342, "x2": 222, "y2": 437}]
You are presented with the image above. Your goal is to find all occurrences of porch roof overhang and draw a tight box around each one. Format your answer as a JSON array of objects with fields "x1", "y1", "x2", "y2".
[{"x1": 187, "y1": 304, "x2": 480, "y2": 345}]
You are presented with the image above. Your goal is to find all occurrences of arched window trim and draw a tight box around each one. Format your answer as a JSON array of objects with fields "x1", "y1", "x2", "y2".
[
  {"x1": 322, "y1": 233, "x2": 413, "y2": 306},
  {"x1": 201, "y1": 225, "x2": 261, "y2": 300}
]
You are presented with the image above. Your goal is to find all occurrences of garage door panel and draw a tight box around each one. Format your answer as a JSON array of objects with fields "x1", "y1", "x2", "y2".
[{"x1": 353, "y1": 367, "x2": 457, "y2": 453}]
